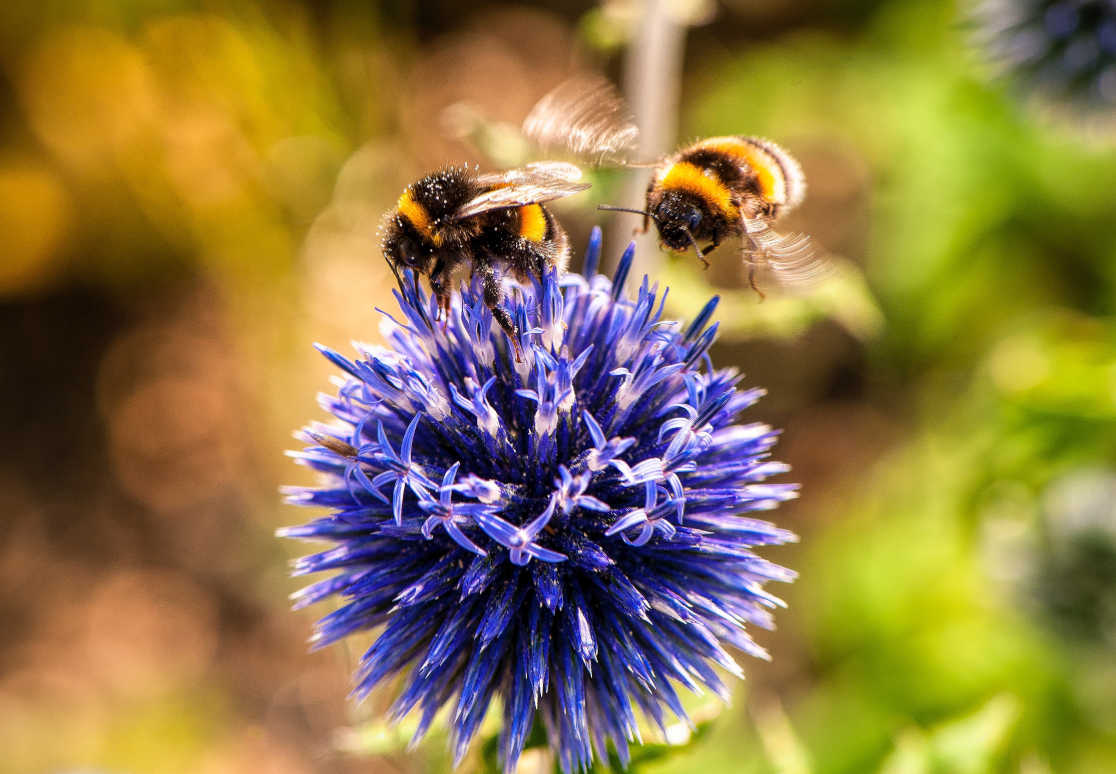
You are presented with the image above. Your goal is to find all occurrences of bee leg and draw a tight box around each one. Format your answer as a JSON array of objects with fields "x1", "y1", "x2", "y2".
[
  {"x1": 747, "y1": 263, "x2": 766, "y2": 302},
  {"x1": 741, "y1": 234, "x2": 767, "y2": 301},
  {"x1": 429, "y1": 261, "x2": 452, "y2": 325},
  {"x1": 481, "y1": 263, "x2": 523, "y2": 363},
  {"x1": 439, "y1": 291, "x2": 452, "y2": 325},
  {"x1": 430, "y1": 282, "x2": 449, "y2": 323},
  {"x1": 699, "y1": 239, "x2": 719, "y2": 269}
]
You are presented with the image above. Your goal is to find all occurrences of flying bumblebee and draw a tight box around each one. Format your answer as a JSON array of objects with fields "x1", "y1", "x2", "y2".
[
  {"x1": 523, "y1": 77, "x2": 827, "y2": 294},
  {"x1": 381, "y1": 161, "x2": 588, "y2": 361}
]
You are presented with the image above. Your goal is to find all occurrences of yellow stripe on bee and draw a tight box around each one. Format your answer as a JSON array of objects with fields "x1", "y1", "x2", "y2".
[
  {"x1": 658, "y1": 162, "x2": 737, "y2": 217},
  {"x1": 518, "y1": 204, "x2": 547, "y2": 243},
  {"x1": 397, "y1": 188, "x2": 442, "y2": 246},
  {"x1": 698, "y1": 138, "x2": 786, "y2": 204}
]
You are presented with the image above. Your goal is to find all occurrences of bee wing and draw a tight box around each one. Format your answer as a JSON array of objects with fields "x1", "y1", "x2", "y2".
[
  {"x1": 522, "y1": 75, "x2": 640, "y2": 163},
  {"x1": 473, "y1": 161, "x2": 585, "y2": 186},
  {"x1": 742, "y1": 216, "x2": 832, "y2": 287},
  {"x1": 453, "y1": 164, "x2": 590, "y2": 221}
]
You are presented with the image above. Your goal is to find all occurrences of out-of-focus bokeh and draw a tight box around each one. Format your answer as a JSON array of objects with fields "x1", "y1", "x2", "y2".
[{"x1": 2, "y1": 1, "x2": 1115, "y2": 772}]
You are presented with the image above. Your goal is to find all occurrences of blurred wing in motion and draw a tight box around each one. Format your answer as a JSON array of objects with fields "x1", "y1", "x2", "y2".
[
  {"x1": 743, "y1": 216, "x2": 832, "y2": 288},
  {"x1": 474, "y1": 160, "x2": 585, "y2": 186},
  {"x1": 522, "y1": 76, "x2": 640, "y2": 163},
  {"x1": 455, "y1": 163, "x2": 590, "y2": 220}
]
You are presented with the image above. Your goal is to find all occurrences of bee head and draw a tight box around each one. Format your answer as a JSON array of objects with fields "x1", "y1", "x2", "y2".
[
  {"x1": 652, "y1": 191, "x2": 706, "y2": 252},
  {"x1": 383, "y1": 219, "x2": 433, "y2": 275}
]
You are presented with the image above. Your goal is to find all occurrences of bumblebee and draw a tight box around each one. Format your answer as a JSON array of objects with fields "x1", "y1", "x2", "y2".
[
  {"x1": 524, "y1": 77, "x2": 826, "y2": 293},
  {"x1": 637, "y1": 135, "x2": 819, "y2": 293},
  {"x1": 381, "y1": 161, "x2": 588, "y2": 361}
]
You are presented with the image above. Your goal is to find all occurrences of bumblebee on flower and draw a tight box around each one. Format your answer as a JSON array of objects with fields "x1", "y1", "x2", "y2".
[{"x1": 281, "y1": 228, "x2": 798, "y2": 772}]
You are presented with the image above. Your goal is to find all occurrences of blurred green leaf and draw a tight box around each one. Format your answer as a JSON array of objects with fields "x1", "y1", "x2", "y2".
[
  {"x1": 659, "y1": 257, "x2": 882, "y2": 343},
  {"x1": 877, "y1": 695, "x2": 1020, "y2": 774}
]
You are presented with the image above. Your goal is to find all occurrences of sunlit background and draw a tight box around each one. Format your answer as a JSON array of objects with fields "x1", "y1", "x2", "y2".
[{"x1": 3, "y1": 1, "x2": 1116, "y2": 772}]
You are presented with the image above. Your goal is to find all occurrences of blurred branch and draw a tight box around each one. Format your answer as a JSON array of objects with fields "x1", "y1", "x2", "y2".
[
  {"x1": 751, "y1": 695, "x2": 814, "y2": 774},
  {"x1": 608, "y1": 0, "x2": 689, "y2": 275}
]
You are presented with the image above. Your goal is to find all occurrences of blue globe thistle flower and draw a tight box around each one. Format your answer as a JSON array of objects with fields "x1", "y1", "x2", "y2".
[
  {"x1": 973, "y1": 0, "x2": 1116, "y2": 111},
  {"x1": 280, "y1": 228, "x2": 798, "y2": 773}
]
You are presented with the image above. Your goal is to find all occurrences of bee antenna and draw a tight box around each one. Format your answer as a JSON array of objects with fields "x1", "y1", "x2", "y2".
[
  {"x1": 598, "y1": 204, "x2": 658, "y2": 223},
  {"x1": 387, "y1": 258, "x2": 407, "y2": 298}
]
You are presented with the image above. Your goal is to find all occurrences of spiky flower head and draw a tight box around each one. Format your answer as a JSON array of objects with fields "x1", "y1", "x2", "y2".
[
  {"x1": 280, "y1": 229, "x2": 798, "y2": 772},
  {"x1": 972, "y1": 0, "x2": 1116, "y2": 113}
]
